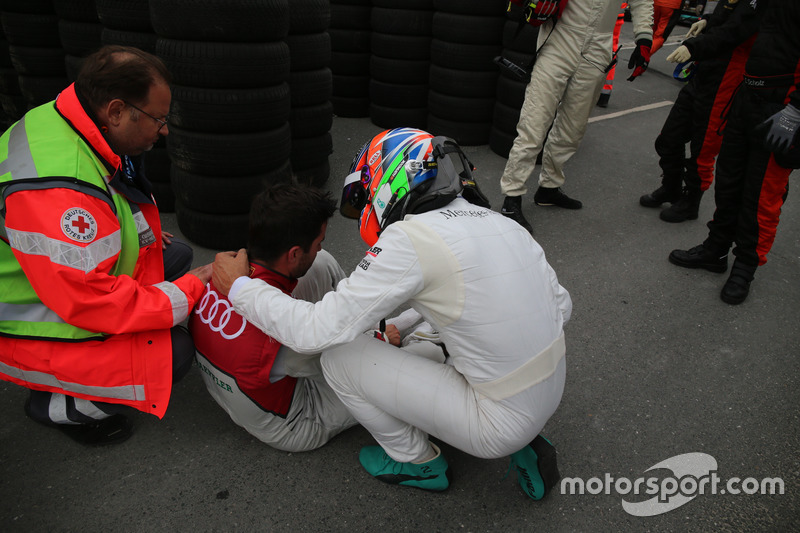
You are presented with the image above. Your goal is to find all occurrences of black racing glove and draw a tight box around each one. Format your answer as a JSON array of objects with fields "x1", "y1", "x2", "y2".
[{"x1": 627, "y1": 39, "x2": 652, "y2": 82}]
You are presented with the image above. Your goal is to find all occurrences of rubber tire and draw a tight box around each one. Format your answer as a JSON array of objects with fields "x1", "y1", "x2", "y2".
[
  {"x1": 370, "y1": 55, "x2": 430, "y2": 84},
  {"x1": 330, "y1": 51, "x2": 370, "y2": 76},
  {"x1": 428, "y1": 64, "x2": 498, "y2": 98},
  {"x1": 369, "y1": 104, "x2": 427, "y2": 130},
  {"x1": 101, "y1": 28, "x2": 157, "y2": 54},
  {"x1": 428, "y1": 90, "x2": 495, "y2": 122},
  {"x1": 329, "y1": 29, "x2": 371, "y2": 53},
  {"x1": 370, "y1": 80, "x2": 429, "y2": 108},
  {"x1": 370, "y1": 33, "x2": 431, "y2": 60},
  {"x1": 0, "y1": 12, "x2": 60, "y2": 46},
  {"x1": 427, "y1": 113, "x2": 490, "y2": 146},
  {"x1": 331, "y1": 95, "x2": 370, "y2": 118},
  {"x1": 290, "y1": 101, "x2": 333, "y2": 139},
  {"x1": 330, "y1": 4, "x2": 371, "y2": 30},
  {"x1": 95, "y1": 0, "x2": 152, "y2": 32},
  {"x1": 430, "y1": 39, "x2": 500, "y2": 71},
  {"x1": 53, "y1": 0, "x2": 101, "y2": 22},
  {"x1": 17, "y1": 75, "x2": 69, "y2": 107},
  {"x1": 495, "y1": 74, "x2": 527, "y2": 109},
  {"x1": 432, "y1": 12, "x2": 505, "y2": 45},
  {"x1": 8, "y1": 45, "x2": 66, "y2": 76},
  {"x1": 371, "y1": 7, "x2": 433, "y2": 36},
  {"x1": 433, "y1": 0, "x2": 506, "y2": 15},
  {"x1": 171, "y1": 161, "x2": 292, "y2": 215},
  {"x1": 167, "y1": 123, "x2": 291, "y2": 177},
  {"x1": 149, "y1": 0, "x2": 289, "y2": 42},
  {"x1": 290, "y1": 133, "x2": 332, "y2": 171},
  {"x1": 175, "y1": 200, "x2": 250, "y2": 251},
  {"x1": 332, "y1": 73, "x2": 369, "y2": 97},
  {"x1": 288, "y1": 0, "x2": 331, "y2": 34},
  {"x1": 58, "y1": 20, "x2": 103, "y2": 56},
  {"x1": 156, "y1": 38, "x2": 291, "y2": 89},
  {"x1": 169, "y1": 83, "x2": 291, "y2": 133},
  {"x1": 286, "y1": 32, "x2": 331, "y2": 72},
  {"x1": 288, "y1": 68, "x2": 332, "y2": 106}
]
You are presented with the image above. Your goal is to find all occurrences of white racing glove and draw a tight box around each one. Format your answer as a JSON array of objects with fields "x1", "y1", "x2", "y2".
[
  {"x1": 687, "y1": 18, "x2": 707, "y2": 37},
  {"x1": 666, "y1": 45, "x2": 692, "y2": 64}
]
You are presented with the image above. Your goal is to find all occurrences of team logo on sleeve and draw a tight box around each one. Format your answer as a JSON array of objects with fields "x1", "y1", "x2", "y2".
[{"x1": 61, "y1": 208, "x2": 98, "y2": 243}]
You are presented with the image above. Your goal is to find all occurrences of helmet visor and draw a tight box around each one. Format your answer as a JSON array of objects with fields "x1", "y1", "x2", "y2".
[{"x1": 340, "y1": 167, "x2": 371, "y2": 219}]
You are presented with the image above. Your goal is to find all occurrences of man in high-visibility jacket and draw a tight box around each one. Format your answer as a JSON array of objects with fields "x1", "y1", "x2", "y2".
[{"x1": 0, "y1": 46, "x2": 212, "y2": 445}]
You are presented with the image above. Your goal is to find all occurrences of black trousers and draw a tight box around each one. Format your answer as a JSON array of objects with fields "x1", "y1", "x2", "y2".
[{"x1": 704, "y1": 85, "x2": 792, "y2": 267}]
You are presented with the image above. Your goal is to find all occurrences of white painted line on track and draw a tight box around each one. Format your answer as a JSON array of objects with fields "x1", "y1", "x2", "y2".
[{"x1": 588, "y1": 100, "x2": 674, "y2": 123}]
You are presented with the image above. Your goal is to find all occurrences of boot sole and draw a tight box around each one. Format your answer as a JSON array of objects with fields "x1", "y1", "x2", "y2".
[{"x1": 668, "y1": 253, "x2": 728, "y2": 273}]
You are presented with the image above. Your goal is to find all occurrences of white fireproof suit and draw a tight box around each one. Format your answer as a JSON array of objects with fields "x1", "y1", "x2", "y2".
[
  {"x1": 228, "y1": 197, "x2": 572, "y2": 463},
  {"x1": 501, "y1": 0, "x2": 654, "y2": 196}
]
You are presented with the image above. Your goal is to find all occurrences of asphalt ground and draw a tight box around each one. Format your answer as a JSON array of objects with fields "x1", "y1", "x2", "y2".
[{"x1": 2, "y1": 28, "x2": 798, "y2": 532}]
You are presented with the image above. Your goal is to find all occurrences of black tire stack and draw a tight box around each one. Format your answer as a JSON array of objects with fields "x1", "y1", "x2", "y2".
[
  {"x1": 152, "y1": 0, "x2": 292, "y2": 250},
  {"x1": 368, "y1": 0, "x2": 433, "y2": 130},
  {"x1": 97, "y1": 0, "x2": 156, "y2": 54},
  {"x1": 0, "y1": 14, "x2": 23, "y2": 129},
  {"x1": 489, "y1": 17, "x2": 538, "y2": 158},
  {"x1": 329, "y1": 0, "x2": 371, "y2": 118},
  {"x1": 288, "y1": 0, "x2": 333, "y2": 189},
  {"x1": 54, "y1": 0, "x2": 102, "y2": 82},
  {"x1": 96, "y1": 0, "x2": 174, "y2": 211},
  {"x1": 2, "y1": 0, "x2": 69, "y2": 111},
  {"x1": 426, "y1": 0, "x2": 506, "y2": 146}
]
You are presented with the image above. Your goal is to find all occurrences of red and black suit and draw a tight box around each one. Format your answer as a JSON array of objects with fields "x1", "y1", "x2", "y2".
[
  {"x1": 704, "y1": 0, "x2": 800, "y2": 267},
  {"x1": 654, "y1": 0, "x2": 762, "y2": 194}
]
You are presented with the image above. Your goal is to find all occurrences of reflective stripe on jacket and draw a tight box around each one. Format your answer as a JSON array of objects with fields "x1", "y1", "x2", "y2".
[{"x1": 0, "y1": 83, "x2": 205, "y2": 417}]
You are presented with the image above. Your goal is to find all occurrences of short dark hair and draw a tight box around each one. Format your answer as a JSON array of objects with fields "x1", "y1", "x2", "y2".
[
  {"x1": 248, "y1": 183, "x2": 337, "y2": 263},
  {"x1": 74, "y1": 45, "x2": 172, "y2": 114}
]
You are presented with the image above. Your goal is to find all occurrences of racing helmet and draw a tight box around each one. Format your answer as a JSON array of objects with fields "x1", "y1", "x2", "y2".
[{"x1": 341, "y1": 128, "x2": 451, "y2": 246}]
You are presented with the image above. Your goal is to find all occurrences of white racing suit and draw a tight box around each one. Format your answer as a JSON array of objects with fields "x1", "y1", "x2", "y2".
[
  {"x1": 229, "y1": 198, "x2": 572, "y2": 463},
  {"x1": 501, "y1": 0, "x2": 654, "y2": 196}
]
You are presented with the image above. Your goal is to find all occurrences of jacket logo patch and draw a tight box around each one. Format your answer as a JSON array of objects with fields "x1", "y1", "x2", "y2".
[{"x1": 61, "y1": 208, "x2": 97, "y2": 243}]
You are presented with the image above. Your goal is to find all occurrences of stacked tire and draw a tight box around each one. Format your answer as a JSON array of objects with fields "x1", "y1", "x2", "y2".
[
  {"x1": 96, "y1": 0, "x2": 174, "y2": 210},
  {"x1": 288, "y1": 0, "x2": 334, "y2": 188},
  {"x1": 329, "y1": 0, "x2": 370, "y2": 118},
  {"x1": 97, "y1": 0, "x2": 156, "y2": 54},
  {"x1": 54, "y1": 0, "x2": 102, "y2": 82},
  {"x1": 0, "y1": 20, "x2": 23, "y2": 128},
  {"x1": 489, "y1": 18, "x2": 538, "y2": 158},
  {"x1": 152, "y1": 0, "x2": 292, "y2": 250},
  {"x1": 426, "y1": 0, "x2": 506, "y2": 145},
  {"x1": 368, "y1": 0, "x2": 433, "y2": 130},
  {"x1": 2, "y1": 0, "x2": 68, "y2": 110}
]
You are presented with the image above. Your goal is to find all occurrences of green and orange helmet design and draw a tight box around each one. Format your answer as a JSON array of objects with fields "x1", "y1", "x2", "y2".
[{"x1": 341, "y1": 128, "x2": 440, "y2": 246}]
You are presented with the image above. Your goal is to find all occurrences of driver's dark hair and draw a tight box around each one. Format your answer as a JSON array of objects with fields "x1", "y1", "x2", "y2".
[
  {"x1": 248, "y1": 183, "x2": 337, "y2": 263},
  {"x1": 75, "y1": 45, "x2": 171, "y2": 115}
]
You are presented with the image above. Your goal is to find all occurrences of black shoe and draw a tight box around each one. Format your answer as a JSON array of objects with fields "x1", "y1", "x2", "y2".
[
  {"x1": 660, "y1": 188, "x2": 703, "y2": 223},
  {"x1": 25, "y1": 399, "x2": 132, "y2": 446},
  {"x1": 534, "y1": 186, "x2": 582, "y2": 209},
  {"x1": 640, "y1": 185, "x2": 681, "y2": 208},
  {"x1": 501, "y1": 195, "x2": 533, "y2": 234},
  {"x1": 596, "y1": 93, "x2": 610, "y2": 108},
  {"x1": 668, "y1": 244, "x2": 728, "y2": 273},
  {"x1": 720, "y1": 261, "x2": 756, "y2": 305}
]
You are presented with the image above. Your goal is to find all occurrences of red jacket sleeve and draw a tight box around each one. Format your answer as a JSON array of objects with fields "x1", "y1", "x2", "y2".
[{"x1": 4, "y1": 187, "x2": 205, "y2": 334}]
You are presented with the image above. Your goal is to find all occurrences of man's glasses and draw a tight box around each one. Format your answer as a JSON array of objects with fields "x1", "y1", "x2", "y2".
[{"x1": 123, "y1": 100, "x2": 169, "y2": 132}]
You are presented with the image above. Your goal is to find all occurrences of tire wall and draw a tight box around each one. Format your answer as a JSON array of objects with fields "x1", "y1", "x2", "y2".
[
  {"x1": 2, "y1": 0, "x2": 538, "y2": 248},
  {"x1": 151, "y1": 0, "x2": 292, "y2": 248}
]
